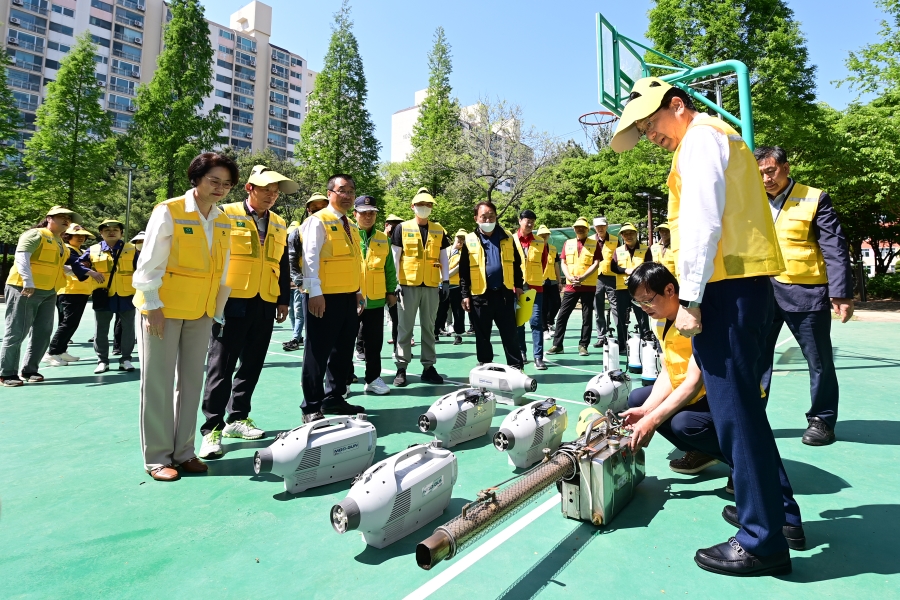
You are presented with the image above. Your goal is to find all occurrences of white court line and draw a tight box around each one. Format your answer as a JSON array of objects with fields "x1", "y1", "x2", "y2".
[
  {"x1": 774, "y1": 336, "x2": 794, "y2": 349},
  {"x1": 543, "y1": 360, "x2": 602, "y2": 375},
  {"x1": 402, "y1": 495, "x2": 559, "y2": 600}
]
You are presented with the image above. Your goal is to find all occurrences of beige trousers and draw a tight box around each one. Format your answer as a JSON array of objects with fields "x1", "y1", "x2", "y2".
[
  {"x1": 395, "y1": 285, "x2": 439, "y2": 369},
  {"x1": 138, "y1": 314, "x2": 212, "y2": 470}
]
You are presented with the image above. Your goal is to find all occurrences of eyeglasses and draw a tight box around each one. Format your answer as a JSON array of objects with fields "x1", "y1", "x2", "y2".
[
  {"x1": 329, "y1": 188, "x2": 356, "y2": 197},
  {"x1": 204, "y1": 176, "x2": 234, "y2": 190},
  {"x1": 634, "y1": 109, "x2": 661, "y2": 137},
  {"x1": 632, "y1": 292, "x2": 658, "y2": 308}
]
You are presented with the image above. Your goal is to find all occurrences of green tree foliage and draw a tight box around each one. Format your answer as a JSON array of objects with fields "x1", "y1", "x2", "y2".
[
  {"x1": 409, "y1": 27, "x2": 462, "y2": 195},
  {"x1": 23, "y1": 32, "x2": 115, "y2": 214},
  {"x1": 297, "y1": 0, "x2": 380, "y2": 194},
  {"x1": 840, "y1": 0, "x2": 900, "y2": 101},
  {"x1": 130, "y1": 0, "x2": 223, "y2": 200},
  {"x1": 646, "y1": 0, "x2": 820, "y2": 154},
  {"x1": 0, "y1": 58, "x2": 25, "y2": 245}
]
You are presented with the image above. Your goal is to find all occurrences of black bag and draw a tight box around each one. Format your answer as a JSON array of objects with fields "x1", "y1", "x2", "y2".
[{"x1": 91, "y1": 246, "x2": 122, "y2": 311}]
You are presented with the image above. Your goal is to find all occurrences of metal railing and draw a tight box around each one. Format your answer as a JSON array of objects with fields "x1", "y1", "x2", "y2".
[
  {"x1": 233, "y1": 116, "x2": 253, "y2": 125},
  {"x1": 14, "y1": 100, "x2": 38, "y2": 111},
  {"x1": 236, "y1": 42, "x2": 256, "y2": 54},
  {"x1": 109, "y1": 84, "x2": 136, "y2": 96},
  {"x1": 12, "y1": 21, "x2": 46, "y2": 35},
  {"x1": 269, "y1": 94, "x2": 287, "y2": 106},
  {"x1": 114, "y1": 15, "x2": 143, "y2": 28},
  {"x1": 267, "y1": 137, "x2": 286, "y2": 148},
  {"x1": 271, "y1": 54, "x2": 289, "y2": 67},
  {"x1": 235, "y1": 56, "x2": 255, "y2": 67},
  {"x1": 268, "y1": 125, "x2": 287, "y2": 134},
  {"x1": 116, "y1": 0, "x2": 145, "y2": 11},
  {"x1": 11, "y1": 59, "x2": 42, "y2": 73},
  {"x1": 19, "y1": 2, "x2": 49, "y2": 15},
  {"x1": 113, "y1": 32, "x2": 141, "y2": 45},
  {"x1": 112, "y1": 119, "x2": 132, "y2": 129},
  {"x1": 13, "y1": 39, "x2": 44, "y2": 52},
  {"x1": 9, "y1": 79, "x2": 40, "y2": 92},
  {"x1": 110, "y1": 66, "x2": 139, "y2": 78},
  {"x1": 108, "y1": 101, "x2": 134, "y2": 112},
  {"x1": 113, "y1": 49, "x2": 141, "y2": 61},
  {"x1": 234, "y1": 71, "x2": 256, "y2": 82},
  {"x1": 233, "y1": 101, "x2": 253, "y2": 110}
]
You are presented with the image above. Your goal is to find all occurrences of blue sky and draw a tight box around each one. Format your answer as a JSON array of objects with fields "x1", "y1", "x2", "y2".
[{"x1": 206, "y1": 0, "x2": 888, "y2": 162}]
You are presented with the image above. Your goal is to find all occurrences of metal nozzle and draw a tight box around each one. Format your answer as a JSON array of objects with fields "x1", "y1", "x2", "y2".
[
  {"x1": 356, "y1": 413, "x2": 368, "y2": 421},
  {"x1": 492, "y1": 429, "x2": 514, "y2": 452},
  {"x1": 583, "y1": 390, "x2": 598, "y2": 405},
  {"x1": 417, "y1": 412, "x2": 436, "y2": 433},
  {"x1": 526, "y1": 377, "x2": 537, "y2": 392},
  {"x1": 416, "y1": 530, "x2": 453, "y2": 570},
  {"x1": 253, "y1": 448, "x2": 273, "y2": 474},
  {"x1": 331, "y1": 498, "x2": 361, "y2": 533}
]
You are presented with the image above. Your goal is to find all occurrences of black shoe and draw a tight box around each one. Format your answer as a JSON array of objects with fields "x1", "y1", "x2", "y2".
[
  {"x1": 592, "y1": 338, "x2": 604, "y2": 348},
  {"x1": 546, "y1": 345, "x2": 563, "y2": 355},
  {"x1": 394, "y1": 369, "x2": 408, "y2": 387},
  {"x1": 112, "y1": 348, "x2": 121, "y2": 356},
  {"x1": 722, "y1": 505, "x2": 806, "y2": 551},
  {"x1": 324, "y1": 400, "x2": 365, "y2": 415},
  {"x1": 465, "y1": 329, "x2": 475, "y2": 335},
  {"x1": 349, "y1": 373, "x2": 358, "y2": 384},
  {"x1": 282, "y1": 339, "x2": 301, "y2": 351},
  {"x1": 88, "y1": 337, "x2": 95, "y2": 343},
  {"x1": 694, "y1": 537, "x2": 791, "y2": 577},
  {"x1": 302, "y1": 411, "x2": 324, "y2": 424},
  {"x1": 669, "y1": 450, "x2": 719, "y2": 474},
  {"x1": 725, "y1": 475, "x2": 735, "y2": 495},
  {"x1": 420, "y1": 366, "x2": 444, "y2": 384},
  {"x1": 453, "y1": 335, "x2": 462, "y2": 345},
  {"x1": 802, "y1": 417, "x2": 835, "y2": 446},
  {"x1": 534, "y1": 357, "x2": 547, "y2": 371}
]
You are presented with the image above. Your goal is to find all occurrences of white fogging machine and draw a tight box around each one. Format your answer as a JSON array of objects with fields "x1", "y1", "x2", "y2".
[
  {"x1": 493, "y1": 399, "x2": 568, "y2": 469},
  {"x1": 418, "y1": 388, "x2": 496, "y2": 448}
]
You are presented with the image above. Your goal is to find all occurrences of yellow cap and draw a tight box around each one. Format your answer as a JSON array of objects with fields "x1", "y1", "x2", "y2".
[
  {"x1": 610, "y1": 77, "x2": 675, "y2": 153},
  {"x1": 657, "y1": 222, "x2": 670, "y2": 230},
  {"x1": 536, "y1": 225, "x2": 551, "y2": 236},
  {"x1": 64, "y1": 224, "x2": 94, "y2": 238},
  {"x1": 247, "y1": 165, "x2": 300, "y2": 194},
  {"x1": 455, "y1": 229, "x2": 468, "y2": 237},
  {"x1": 619, "y1": 222, "x2": 638, "y2": 234},
  {"x1": 572, "y1": 217, "x2": 590, "y2": 228},
  {"x1": 412, "y1": 187, "x2": 435, "y2": 204},
  {"x1": 386, "y1": 214, "x2": 405, "y2": 223},
  {"x1": 46, "y1": 205, "x2": 82, "y2": 224},
  {"x1": 306, "y1": 193, "x2": 328, "y2": 206},
  {"x1": 98, "y1": 218, "x2": 125, "y2": 230}
]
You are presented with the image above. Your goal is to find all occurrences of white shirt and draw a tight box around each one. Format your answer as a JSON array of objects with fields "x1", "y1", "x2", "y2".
[
  {"x1": 132, "y1": 189, "x2": 231, "y2": 310},
  {"x1": 674, "y1": 114, "x2": 730, "y2": 303},
  {"x1": 300, "y1": 204, "x2": 358, "y2": 298}
]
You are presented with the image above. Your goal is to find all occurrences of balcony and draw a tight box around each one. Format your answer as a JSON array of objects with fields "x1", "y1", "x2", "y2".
[
  {"x1": 233, "y1": 116, "x2": 253, "y2": 125},
  {"x1": 109, "y1": 84, "x2": 136, "y2": 96},
  {"x1": 11, "y1": 59, "x2": 43, "y2": 73},
  {"x1": 236, "y1": 42, "x2": 256, "y2": 54},
  {"x1": 271, "y1": 53, "x2": 289, "y2": 67},
  {"x1": 14, "y1": 99, "x2": 38, "y2": 111},
  {"x1": 112, "y1": 49, "x2": 141, "y2": 61},
  {"x1": 9, "y1": 79, "x2": 40, "y2": 92},
  {"x1": 15, "y1": 2, "x2": 49, "y2": 16},
  {"x1": 110, "y1": 66, "x2": 139, "y2": 78},
  {"x1": 113, "y1": 32, "x2": 142, "y2": 46},
  {"x1": 235, "y1": 56, "x2": 255, "y2": 67},
  {"x1": 234, "y1": 71, "x2": 256, "y2": 83},
  {"x1": 233, "y1": 100, "x2": 253, "y2": 110},
  {"x1": 112, "y1": 118, "x2": 132, "y2": 129},
  {"x1": 116, "y1": 0, "x2": 145, "y2": 11},
  {"x1": 10, "y1": 20, "x2": 46, "y2": 35},
  {"x1": 108, "y1": 101, "x2": 134, "y2": 112},
  {"x1": 269, "y1": 94, "x2": 286, "y2": 106},
  {"x1": 267, "y1": 137, "x2": 286, "y2": 148},
  {"x1": 115, "y1": 15, "x2": 143, "y2": 28},
  {"x1": 12, "y1": 39, "x2": 44, "y2": 52},
  {"x1": 267, "y1": 124, "x2": 286, "y2": 134}
]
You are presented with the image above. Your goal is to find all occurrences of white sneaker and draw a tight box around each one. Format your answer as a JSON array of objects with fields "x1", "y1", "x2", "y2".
[
  {"x1": 543, "y1": 331, "x2": 552, "y2": 340},
  {"x1": 222, "y1": 418, "x2": 264, "y2": 440},
  {"x1": 94, "y1": 362, "x2": 109, "y2": 374},
  {"x1": 45, "y1": 355, "x2": 68, "y2": 367},
  {"x1": 199, "y1": 429, "x2": 223, "y2": 459},
  {"x1": 118, "y1": 360, "x2": 135, "y2": 372},
  {"x1": 364, "y1": 377, "x2": 391, "y2": 395},
  {"x1": 60, "y1": 352, "x2": 81, "y2": 362}
]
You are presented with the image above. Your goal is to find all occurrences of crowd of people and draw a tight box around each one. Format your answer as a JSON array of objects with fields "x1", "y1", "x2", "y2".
[{"x1": 0, "y1": 76, "x2": 856, "y2": 577}]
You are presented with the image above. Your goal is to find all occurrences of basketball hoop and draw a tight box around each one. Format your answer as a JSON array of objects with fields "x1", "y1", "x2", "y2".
[{"x1": 578, "y1": 110, "x2": 619, "y2": 152}]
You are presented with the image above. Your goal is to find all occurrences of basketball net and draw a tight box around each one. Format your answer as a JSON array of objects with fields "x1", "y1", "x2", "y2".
[{"x1": 578, "y1": 111, "x2": 619, "y2": 152}]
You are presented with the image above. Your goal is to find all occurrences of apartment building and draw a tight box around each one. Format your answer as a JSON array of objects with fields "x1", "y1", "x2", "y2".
[{"x1": 3, "y1": 0, "x2": 316, "y2": 158}]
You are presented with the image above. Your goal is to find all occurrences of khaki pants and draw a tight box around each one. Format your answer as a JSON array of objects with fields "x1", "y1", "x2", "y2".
[
  {"x1": 138, "y1": 314, "x2": 212, "y2": 470},
  {"x1": 395, "y1": 285, "x2": 439, "y2": 369}
]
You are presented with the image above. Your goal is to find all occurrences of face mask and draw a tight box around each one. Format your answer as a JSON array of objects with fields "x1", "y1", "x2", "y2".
[
  {"x1": 480, "y1": 221, "x2": 496, "y2": 234},
  {"x1": 413, "y1": 205, "x2": 432, "y2": 219}
]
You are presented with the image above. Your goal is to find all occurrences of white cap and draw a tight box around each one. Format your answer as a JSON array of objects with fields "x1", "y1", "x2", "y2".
[{"x1": 593, "y1": 217, "x2": 608, "y2": 226}]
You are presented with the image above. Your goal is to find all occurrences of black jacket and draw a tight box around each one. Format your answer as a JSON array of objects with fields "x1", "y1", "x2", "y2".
[{"x1": 458, "y1": 228, "x2": 523, "y2": 299}]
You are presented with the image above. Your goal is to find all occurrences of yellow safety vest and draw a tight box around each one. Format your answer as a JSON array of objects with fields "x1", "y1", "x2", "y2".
[
  {"x1": 773, "y1": 183, "x2": 828, "y2": 285},
  {"x1": 667, "y1": 116, "x2": 783, "y2": 283},
  {"x1": 62, "y1": 244, "x2": 96, "y2": 295},
  {"x1": 615, "y1": 244, "x2": 647, "y2": 290},
  {"x1": 449, "y1": 250, "x2": 461, "y2": 285},
  {"x1": 398, "y1": 219, "x2": 445, "y2": 287},
  {"x1": 132, "y1": 196, "x2": 232, "y2": 320},
  {"x1": 221, "y1": 202, "x2": 287, "y2": 302},
  {"x1": 596, "y1": 233, "x2": 619, "y2": 276},
  {"x1": 464, "y1": 231, "x2": 515, "y2": 295},
  {"x1": 287, "y1": 220, "x2": 300, "y2": 235},
  {"x1": 361, "y1": 229, "x2": 390, "y2": 301},
  {"x1": 543, "y1": 244, "x2": 558, "y2": 282},
  {"x1": 563, "y1": 237, "x2": 599, "y2": 288},
  {"x1": 312, "y1": 209, "x2": 362, "y2": 295},
  {"x1": 650, "y1": 242, "x2": 676, "y2": 275},
  {"x1": 654, "y1": 319, "x2": 705, "y2": 405},
  {"x1": 513, "y1": 234, "x2": 546, "y2": 287},
  {"x1": 6, "y1": 228, "x2": 66, "y2": 291},
  {"x1": 89, "y1": 242, "x2": 137, "y2": 297}
]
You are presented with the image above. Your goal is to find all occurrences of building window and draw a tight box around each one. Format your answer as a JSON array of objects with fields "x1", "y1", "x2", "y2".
[
  {"x1": 216, "y1": 74, "x2": 233, "y2": 86},
  {"x1": 862, "y1": 249, "x2": 871, "y2": 258},
  {"x1": 288, "y1": 97, "x2": 301, "y2": 106},
  {"x1": 236, "y1": 36, "x2": 256, "y2": 54},
  {"x1": 288, "y1": 110, "x2": 302, "y2": 119},
  {"x1": 112, "y1": 41, "x2": 141, "y2": 62},
  {"x1": 90, "y1": 0, "x2": 114, "y2": 11},
  {"x1": 114, "y1": 24, "x2": 142, "y2": 45},
  {"x1": 270, "y1": 77, "x2": 288, "y2": 92},
  {"x1": 7, "y1": 30, "x2": 45, "y2": 53},
  {"x1": 215, "y1": 89, "x2": 232, "y2": 100},
  {"x1": 269, "y1": 91, "x2": 287, "y2": 106},
  {"x1": 288, "y1": 137, "x2": 298, "y2": 145},
  {"x1": 271, "y1": 48, "x2": 290, "y2": 66},
  {"x1": 49, "y1": 22, "x2": 74, "y2": 36},
  {"x1": 52, "y1": 4, "x2": 75, "y2": 17},
  {"x1": 290, "y1": 57, "x2": 303, "y2": 67},
  {"x1": 271, "y1": 64, "x2": 287, "y2": 79},
  {"x1": 90, "y1": 34, "x2": 111, "y2": 48},
  {"x1": 44, "y1": 58, "x2": 60, "y2": 70},
  {"x1": 219, "y1": 29, "x2": 234, "y2": 41},
  {"x1": 48, "y1": 41, "x2": 71, "y2": 53},
  {"x1": 218, "y1": 45, "x2": 233, "y2": 55},
  {"x1": 290, "y1": 70, "x2": 302, "y2": 79},
  {"x1": 216, "y1": 59, "x2": 233, "y2": 70},
  {"x1": 93, "y1": 54, "x2": 109, "y2": 64},
  {"x1": 287, "y1": 123, "x2": 299, "y2": 132},
  {"x1": 289, "y1": 83, "x2": 301, "y2": 93},
  {"x1": 89, "y1": 16, "x2": 113, "y2": 30},
  {"x1": 234, "y1": 80, "x2": 254, "y2": 95}
]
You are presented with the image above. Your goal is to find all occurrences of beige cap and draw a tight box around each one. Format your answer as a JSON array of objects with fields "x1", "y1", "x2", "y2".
[
  {"x1": 97, "y1": 218, "x2": 125, "y2": 230},
  {"x1": 247, "y1": 165, "x2": 300, "y2": 194},
  {"x1": 47, "y1": 206, "x2": 82, "y2": 224},
  {"x1": 657, "y1": 222, "x2": 670, "y2": 230},
  {"x1": 572, "y1": 217, "x2": 590, "y2": 228},
  {"x1": 306, "y1": 193, "x2": 328, "y2": 206},
  {"x1": 386, "y1": 214, "x2": 405, "y2": 223},
  {"x1": 64, "y1": 224, "x2": 94, "y2": 237},
  {"x1": 412, "y1": 187, "x2": 435, "y2": 204},
  {"x1": 536, "y1": 225, "x2": 551, "y2": 236},
  {"x1": 619, "y1": 222, "x2": 638, "y2": 234},
  {"x1": 455, "y1": 228, "x2": 468, "y2": 237},
  {"x1": 610, "y1": 77, "x2": 675, "y2": 153}
]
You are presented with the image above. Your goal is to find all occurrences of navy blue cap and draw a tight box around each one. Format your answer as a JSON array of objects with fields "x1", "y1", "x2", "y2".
[{"x1": 354, "y1": 195, "x2": 378, "y2": 212}]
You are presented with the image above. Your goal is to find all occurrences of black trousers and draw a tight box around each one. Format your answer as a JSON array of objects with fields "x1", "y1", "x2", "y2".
[
  {"x1": 355, "y1": 306, "x2": 386, "y2": 383},
  {"x1": 543, "y1": 284, "x2": 560, "y2": 331},
  {"x1": 469, "y1": 289, "x2": 523, "y2": 368},
  {"x1": 594, "y1": 275, "x2": 618, "y2": 339},
  {"x1": 761, "y1": 306, "x2": 838, "y2": 427},
  {"x1": 301, "y1": 293, "x2": 358, "y2": 414},
  {"x1": 616, "y1": 289, "x2": 650, "y2": 347},
  {"x1": 201, "y1": 296, "x2": 275, "y2": 435},
  {"x1": 388, "y1": 302, "x2": 398, "y2": 344},
  {"x1": 552, "y1": 290, "x2": 594, "y2": 348},
  {"x1": 48, "y1": 294, "x2": 89, "y2": 355},
  {"x1": 448, "y1": 287, "x2": 466, "y2": 334}
]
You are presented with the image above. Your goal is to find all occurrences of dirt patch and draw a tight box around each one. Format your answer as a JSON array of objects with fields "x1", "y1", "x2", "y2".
[{"x1": 855, "y1": 300, "x2": 900, "y2": 312}]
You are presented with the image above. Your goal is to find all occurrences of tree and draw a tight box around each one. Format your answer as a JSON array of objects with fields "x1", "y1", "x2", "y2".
[
  {"x1": 646, "y1": 0, "x2": 821, "y2": 155},
  {"x1": 130, "y1": 0, "x2": 223, "y2": 200},
  {"x1": 296, "y1": 0, "x2": 380, "y2": 193},
  {"x1": 23, "y1": 32, "x2": 115, "y2": 212},
  {"x1": 408, "y1": 27, "x2": 462, "y2": 196},
  {"x1": 839, "y1": 0, "x2": 900, "y2": 102},
  {"x1": 0, "y1": 58, "x2": 21, "y2": 167}
]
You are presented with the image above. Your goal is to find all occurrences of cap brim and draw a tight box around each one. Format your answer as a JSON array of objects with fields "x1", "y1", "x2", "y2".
[
  {"x1": 354, "y1": 206, "x2": 378, "y2": 212},
  {"x1": 610, "y1": 92, "x2": 666, "y2": 153},
  {"x1": 249, "y1": 172, "x2": 300, "y2": 194}
]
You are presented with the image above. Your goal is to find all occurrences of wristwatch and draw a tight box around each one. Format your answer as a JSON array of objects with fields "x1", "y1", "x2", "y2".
[{"x1": 679, "y1": 299, "x2": 701, "y2": 309}]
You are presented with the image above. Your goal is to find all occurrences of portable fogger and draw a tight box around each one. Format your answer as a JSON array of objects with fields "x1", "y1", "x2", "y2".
[
  {"x1": 254, "y1": 415, "x2": 376, "y2": 494},
  {"x1": 583, "y1": 369, "x2": 632, "y2": 414},
  {"x1": 416, "y1": 410, "x2": 645, "y2": 570},
  {"x1": 331, "y1": 441, "x2": 458, "y2": 548},
  {"x1": 469, "y1": 363, "x2": 537, "y2": 406},
  {"x1": 493, "y1": 399, "x2": 568, "y2": 469},
  {"x1": 418, "y1": 388, "x2": 496, "y2": 448}
]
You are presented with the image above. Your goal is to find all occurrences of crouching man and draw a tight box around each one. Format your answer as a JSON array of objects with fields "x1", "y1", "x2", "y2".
[{"x1": 621, "y1": 262, "x2": 806, "y2": 552}]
